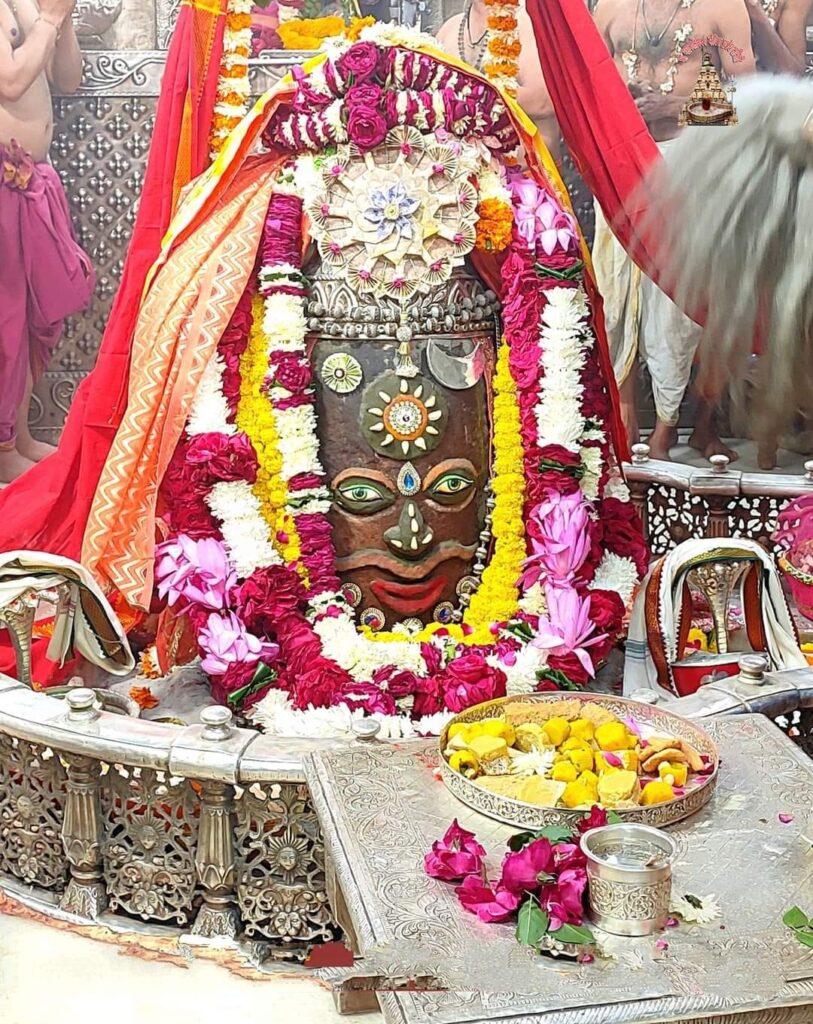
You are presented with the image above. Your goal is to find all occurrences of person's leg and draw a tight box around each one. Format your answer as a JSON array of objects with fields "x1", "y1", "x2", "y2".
[
  {"x1": 618, "y1": 362, "x2": 640, "y2": 449},
  {"x1": 688, "y1": 396, "x2": 740, "y2": 462},
  {"x1": 15, "y1": 365, "x2": 57, "y2": 463}
]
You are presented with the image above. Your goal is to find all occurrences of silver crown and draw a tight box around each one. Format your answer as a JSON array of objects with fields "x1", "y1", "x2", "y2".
[{"x1": 305, "y1": 262, "x2": 499, "y2": 341}]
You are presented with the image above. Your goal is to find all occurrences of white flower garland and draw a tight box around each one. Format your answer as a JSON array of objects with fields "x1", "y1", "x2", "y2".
[{"x1": 590, "y1": 551, "x2": 639, "y2": 607}]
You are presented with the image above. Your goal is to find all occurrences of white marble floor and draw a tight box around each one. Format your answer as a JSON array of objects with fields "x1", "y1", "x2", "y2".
[{"x1": 0, "y1": 910, "x2": 378, "y2": 1024}]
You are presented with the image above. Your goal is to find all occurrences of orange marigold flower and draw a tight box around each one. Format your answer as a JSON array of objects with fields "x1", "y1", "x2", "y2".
[
  {"x1": 227, "y1": 12, "x2": 252, "y2": 30},
  {"x1": 488, "y1": 37, "x2": 522, "y2": 59},
  {"x1": 475, "y1": 198, "x2": 513, "y2": 253},
  {"x1": 484, "y1": 0, "x2": 520, "y2": 7},
  {"x1": 487, "y1": 14, "x2": 517, "y2": 31},
  {"x1": 129, "y1": 685, "x2": 160, "y2": 711},
  {"x1": 484, "y1": 59, "x2": 519, "y2": 78}
]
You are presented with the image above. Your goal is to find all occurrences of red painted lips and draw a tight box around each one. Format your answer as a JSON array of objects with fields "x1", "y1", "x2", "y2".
[{"x1": 370, "y1": 575, "x2": 448, "y2": 615}]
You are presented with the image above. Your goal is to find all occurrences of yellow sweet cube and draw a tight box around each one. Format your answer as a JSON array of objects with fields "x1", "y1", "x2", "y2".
[
  {"x1": 561, "y1": 771, "x2": 599, "y2": 809},
  {"x1": 447, "y1": 723, "x2": 470, "y2": 741},
  {"x1": 468, "y1": 735, "x2": 509, "y2": 763},
  {"x1": 542, "y1": 717, "x2": 571, "y2": 747},
  {"x1": 640, "y1": 780, "x2": 676, "y2": 806},
  {"x1": 566, "y1": 746, "x2": 594, "y2": 773},
  {"x1": 569, "y1": 718, "x2": 596, "y2": 742},
  {"x1": 551, "y1": 761, "x2": 579, "y2": 783},
  {"x1": 479, "y1": 718, "x2": 516, "y2": 746},
  {"x1": 597, "y1": 769, "x2": 639, "y2": 807},
  {"x1": 658, "y1": 761, "x2": 688, "y2": 787},
  {"x1": 514, "y1": 723, "x2": 550, "y2": 753},
  {"x1": 594, "y1": 722, "x2": 631, "y2": 752}
]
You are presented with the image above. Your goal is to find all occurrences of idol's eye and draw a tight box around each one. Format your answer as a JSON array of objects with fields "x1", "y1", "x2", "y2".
[
  {"x1": 429, "y1": 471, "x2": 475, "y2": 506},
  {"x1": 333, "y1": 477, "x2": 395, "y2": 515}
]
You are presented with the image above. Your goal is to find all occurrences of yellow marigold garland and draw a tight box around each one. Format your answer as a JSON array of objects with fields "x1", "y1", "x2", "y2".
[
  {"x1": 464, "y1": 337, "x2": 526, "y2": 639},
  {"x1": 366, "y1": 339, "x2": 526, "y2": 647},
  {"x1": 236, "y1": 294, "x2": 302, "y2": 566},
  {"x1": 278, "y1": 15, "x2": 346, "y2": 51}
]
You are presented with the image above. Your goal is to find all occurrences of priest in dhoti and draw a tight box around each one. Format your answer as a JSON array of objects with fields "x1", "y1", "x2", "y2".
[{"x1": 590, "y1": 0, "x2": 755, "y2": 460}]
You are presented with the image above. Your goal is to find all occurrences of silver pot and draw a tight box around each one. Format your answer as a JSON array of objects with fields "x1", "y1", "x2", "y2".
[{"x1": 580, "y1": 823, "x2": 676, "y2": 937}]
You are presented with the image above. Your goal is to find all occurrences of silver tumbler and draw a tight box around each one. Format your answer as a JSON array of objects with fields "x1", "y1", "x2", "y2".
[{"x1": 580, "y1": 823, "x2": 677, "y2": 937}]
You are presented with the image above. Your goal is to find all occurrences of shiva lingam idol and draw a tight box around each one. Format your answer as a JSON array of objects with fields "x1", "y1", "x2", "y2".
[{"x1": 309, "y1": 262, "x2": 499, "y2": 632}]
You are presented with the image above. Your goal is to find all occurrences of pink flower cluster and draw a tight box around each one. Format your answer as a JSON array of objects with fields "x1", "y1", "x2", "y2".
[
  {"x1": 509, "y1": 176, "x2": 579, "y2": 259},
  {"x1": 425, "y1": 811, "x2": 605, "y2": 946},
  {"x1": 269, "y1": 42, "x2": 518, "y2": 154}
]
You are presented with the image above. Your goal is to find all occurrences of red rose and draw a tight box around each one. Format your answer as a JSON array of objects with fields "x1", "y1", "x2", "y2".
[
  {"x1": 346, "y1": 82, "x2": 383, "y2": 108},
  {"x1": 236, "y1": 566, "x2": 305, "y2": 633},
  {"x1": 601, "y1": 497, "x2": 649, "y2": 577},
  {"x1": 272, "y1": 353, "x2": 312, "y2": 393},
  {"x1": 186, "y1": 432, "x2": 259, "y2": 486},
  {"x1": 346, "y1": 104, "x2": 388, "y2": 150},
  {"x1": 337, "y1": 42, "x2": 380, "y2": 82},
  {"x1": 169, "y1": 502, "x2": 218, "y2": 539},
  {"x1": 438, "y1": 652, "x2": 507, "y2": 713},
  {"x1": 547, "y1": 652, "x2": 590, "y2": 687},
  {"x1": 339, "y1": 681, "x2": 397, "y2": 716},
  {"x1": 291, "y1": 660, "x2": 352, "y2": 709},
  {"x1": 588, "y1": 588, "x2": 625, "y2": 636},
  {"x1": 372, "y1": 665, "x2": 421, "y2": 701},
  {"x1": 209, "y1": 660, "x2": 255, "y2": 705}
]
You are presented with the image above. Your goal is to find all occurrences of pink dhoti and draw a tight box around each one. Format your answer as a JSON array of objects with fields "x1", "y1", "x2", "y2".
[{"x1": 0, "y1": 143, "x2": 94, "y2": 447}]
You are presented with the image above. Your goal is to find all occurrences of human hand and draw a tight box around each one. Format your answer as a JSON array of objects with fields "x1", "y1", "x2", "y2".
[
  {"x1": 38, "y1": 0, "x2": 76, "y2": 26},
  {"x1": 635, "y1": 90, "x2": 679, "y2": 126}
]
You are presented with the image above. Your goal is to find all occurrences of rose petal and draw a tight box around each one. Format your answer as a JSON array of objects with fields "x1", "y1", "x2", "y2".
[
  {"x1": 655, "y1": 938, "x2": 669, "y2": 951},
  {"x1": 778, "y1": 813, "x2": 795, "y2": 824}
]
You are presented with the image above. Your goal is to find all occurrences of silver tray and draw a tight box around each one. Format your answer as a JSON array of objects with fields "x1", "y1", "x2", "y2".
[{"x1": 439, "y1": 692, "x2": 718, "y2": 829}]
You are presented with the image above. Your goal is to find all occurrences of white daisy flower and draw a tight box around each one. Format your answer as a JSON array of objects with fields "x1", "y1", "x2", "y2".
[{"x1": 669, "y1": 893, "x2": 721, "y2": 925}]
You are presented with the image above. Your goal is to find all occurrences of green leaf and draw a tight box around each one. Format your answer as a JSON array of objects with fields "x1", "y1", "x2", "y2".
[
  {"x1": 552, "y1": 923, "x2": 595, "y2": 945},
  {"x1": 535, "y1": 668, "x2": 583, "y2": 692},
  {"x1": 795, "y1": 930, "x2": 813, "y2": 949},
  {"x1": 783, "y1": 906, "x2": 810, "y2": 931},
  {"x1": 508, "y1": 831, "x2": 537, "y2": 852},
  {"x1": 534, "y1": 825, "x2": 576, "y2": 845},
  {"x1": 606, "y1": 810, "x2": 623, "y2": 825},
  {"x1": 516, "y1": 900, "x2": 549, "y2": 947},
  {"x1": 227, "y1": 663, "x2": 278, "y2": 709}
]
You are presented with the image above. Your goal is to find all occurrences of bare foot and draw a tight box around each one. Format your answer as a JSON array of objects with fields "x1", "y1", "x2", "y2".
[
  {"x1": 0, "y1": 448, "x2": 35, "y2": 483},
  {"x1": 757, "y1": 441, "x2": 777, "y2": 471},
  {"x1": 16, "y1": 436, "x2": 56, "y2": 462},
  {"x1": 688, "y1": 427, "x2": 740, "y2": 462},
  {"x1": 646, "y1": 422, "x2": 678, "y2": 461}
]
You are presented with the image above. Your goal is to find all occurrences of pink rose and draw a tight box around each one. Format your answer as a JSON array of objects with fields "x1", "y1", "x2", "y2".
[
  {"x1": 455, "y1": 876, "x2": 520, "y2": 923},
  {"x1": 424, "y1": 820, "x2": 486, "y2": 882},
  {"x1": 346, "y1": 104, "x2": 388, "y2": 150},
  {"x1": 438, "y1": 651, "x2": 506, "y2": 713},
  {"x1": 336, "y1": 42, "x2": 380, "y2": 82},
  {"x1": 540, "y1": 867, "x2": 588, "y2": 931},
  {"x1": 339, "y1": 681, "x2": 397, "y2": 716},
  {"x1": 346, "y1": 82, "x2": 383, "y2": 108},
  {"x1": 272, "y1": 353, "x2": 312, "y2": 393},
  {"x1": 499, "y1": 838, "x2": 555, "y2": 895},
  {"x1": 576, "y1": 806, "x2": 609, "y2": 835}
]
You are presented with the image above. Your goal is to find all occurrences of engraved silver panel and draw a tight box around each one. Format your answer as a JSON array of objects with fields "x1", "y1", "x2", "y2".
[{"x1": 305, "y1": 715, "x2": 813, "y2": 1023}]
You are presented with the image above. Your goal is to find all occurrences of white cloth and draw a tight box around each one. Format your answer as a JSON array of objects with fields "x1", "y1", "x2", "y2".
[
  {"x1": 0, "y1": 550, "x2": 134, "y2": 676},
  {"x1": 592, "y1": 140, "x2": 702, "y2": 426},
  {"x1": 624, "y1": 538, "x2": 806, "y2": 696}
]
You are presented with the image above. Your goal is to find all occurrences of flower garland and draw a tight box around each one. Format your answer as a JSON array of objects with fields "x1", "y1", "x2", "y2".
[
  {"x1": 154, "y1": 34, "x2": 648, "y2": 728},
  {"x1": 209, "y1": 0, "x2": 254, "y2": 160},
  {"x1": 484, "y1": 0, "x2": 521, "y2": 96}
]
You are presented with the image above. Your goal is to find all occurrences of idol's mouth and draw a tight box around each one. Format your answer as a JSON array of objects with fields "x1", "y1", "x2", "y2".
[
  {"x1": 370, "y1": 576, "x2": 448, "y2": 615},
  {"x1": 334, "y1": 541, "x2": 477, "y2": 579}
]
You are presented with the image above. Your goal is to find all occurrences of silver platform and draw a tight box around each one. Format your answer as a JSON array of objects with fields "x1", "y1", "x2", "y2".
[{"x1": 305, "y1": 715, "x2": 813, "y2": 1023}]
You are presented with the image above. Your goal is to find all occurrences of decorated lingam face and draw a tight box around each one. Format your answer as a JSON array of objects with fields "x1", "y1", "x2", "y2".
[{"x1": 312, "y1": 332, "x2": 494, "y2": 631}]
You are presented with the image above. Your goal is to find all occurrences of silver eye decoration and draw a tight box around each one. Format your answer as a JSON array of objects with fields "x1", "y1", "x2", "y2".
[
  {"x1": 426, "y1": 336, "x2": 485, "y2": 390},
  {"x1": 396, "y1": 462, "x2": 421, "y2": 497},
  {"x1": 321, "y1": 352, "x2": 363, "y2": 394}
]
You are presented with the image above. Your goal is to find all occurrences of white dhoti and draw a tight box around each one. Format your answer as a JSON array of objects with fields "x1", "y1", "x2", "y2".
[{"x1": 592, "y1": 140, "x2": 701, "y2": 427}]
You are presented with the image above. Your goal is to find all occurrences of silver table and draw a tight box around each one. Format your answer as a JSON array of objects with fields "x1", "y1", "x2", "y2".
[{"x1": 304, "y1": 715, "x2": 813, "y2": 1023}]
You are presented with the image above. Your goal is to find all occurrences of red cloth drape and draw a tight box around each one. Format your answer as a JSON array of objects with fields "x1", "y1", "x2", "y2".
[
  {"x1": 525, "y1": 0, "x2": 662, "y2": 273},
  {"x1": 0, "y1": 2, "x2": 228, "y2": 683}
]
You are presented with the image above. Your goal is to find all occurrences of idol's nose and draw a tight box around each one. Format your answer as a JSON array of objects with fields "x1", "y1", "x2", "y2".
[{"x1": 384, "y1": 501, "x2": 434, "y2": 561}]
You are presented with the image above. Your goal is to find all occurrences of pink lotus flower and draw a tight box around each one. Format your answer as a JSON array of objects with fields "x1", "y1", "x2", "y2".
[
  {"x1": 455, "y1": 875, "x2": 521, "y2": 923},
  {"x1": 541, "y1": 867, "x2": 588, "y2": 930},
  {"x1": 155, "y1": 535, "x2": 236, "y2": 611},
  {"x1": 424, "y1": 820, "x2": 486, "y2": 882},
  {"x1": 509, "y1": 176, "x2": 579, "y2": 256},
  {"x1": 499, "y1": 838, "x2": 554, "y2": 895},
  {"x1": 531, "y1": 586, "x2": 608, "y2": 679},
  {"x1": 521, "y1": 491, "x2": 591, "y2": 589},
  {"x1": 198, "y1": 611, "x2": 278, "y2": 677}
]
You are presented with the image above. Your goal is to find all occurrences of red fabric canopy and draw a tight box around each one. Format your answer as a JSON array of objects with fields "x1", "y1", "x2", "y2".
[{"x1": 0, "y1": 2, "x2": 229, "y2": 683}]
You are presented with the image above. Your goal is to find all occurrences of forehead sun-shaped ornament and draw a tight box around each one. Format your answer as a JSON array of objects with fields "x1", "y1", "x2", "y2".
[{"x1": 360, "y1": 371, "x2": 447, "y2": 460}]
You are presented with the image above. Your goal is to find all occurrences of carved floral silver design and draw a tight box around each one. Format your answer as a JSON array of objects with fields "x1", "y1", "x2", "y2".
[
  {"x1": 306, "y1": 127, "x2": 479, "y2": 302},
  {"x1": 588, "y1": 875, "x2": 673, "y2": 924},
  {"x1": 0, "y1": 735, "x2": 67, "y2": 891},
  {"x1": 235, "y1": 783, "x2": 337, "y2": 949},
  {"x1": 101, "y1": 767, "x2": 197, "y2": 925}
]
